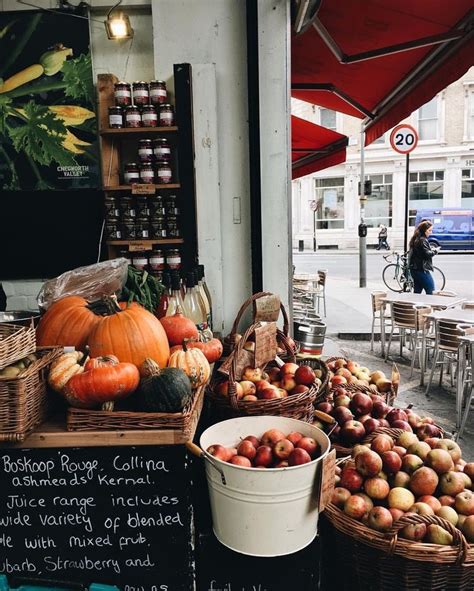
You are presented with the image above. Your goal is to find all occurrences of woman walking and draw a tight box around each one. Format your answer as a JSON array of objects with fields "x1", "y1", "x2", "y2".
[
  {"x1": 376, "y1": 224, "x2": 390, "y2": 250},
  {"x1": 408, "y1": 220, "x2": 440, "y2": 294}
]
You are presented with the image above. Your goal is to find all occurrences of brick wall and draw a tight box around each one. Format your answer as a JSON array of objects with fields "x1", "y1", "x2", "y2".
[{"x1": 2, "y1": 280, "x2": 44, "y2": 311}]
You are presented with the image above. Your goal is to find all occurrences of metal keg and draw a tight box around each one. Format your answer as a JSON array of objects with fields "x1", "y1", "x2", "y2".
[{"x1": 294, "y1": 320, "x2": 326, "y2": 355}]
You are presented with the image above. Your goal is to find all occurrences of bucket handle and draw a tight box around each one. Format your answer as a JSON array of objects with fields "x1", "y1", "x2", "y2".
[{"x1": 185, "y1": 441, "x2": 227, "y2": 485}]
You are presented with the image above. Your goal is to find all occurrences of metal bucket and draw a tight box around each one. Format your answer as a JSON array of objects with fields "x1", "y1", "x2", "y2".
[
  {"x1": 199, "y1": 415, "x2": 330, "y2": 557},
  {"x1": 294, "y1": 321, "x2": 326, "y2": 355}
]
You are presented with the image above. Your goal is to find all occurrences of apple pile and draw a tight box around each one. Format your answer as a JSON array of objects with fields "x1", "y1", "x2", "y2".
[
  {"x1": 331, "y1": 433, "x2": 474, "y2": 544},
  {"x1": 315, "y1": 391, "x2": 442, "y2": 448},
  {"x1": 215, "y1": 362, "x2": 317, "y2": 402},
  {"x1": 327, "y1": 358, "x2": 392, "y2": 395},
  {"x1": 206, "y1": 428, "x2": 320, "y2": 468}
]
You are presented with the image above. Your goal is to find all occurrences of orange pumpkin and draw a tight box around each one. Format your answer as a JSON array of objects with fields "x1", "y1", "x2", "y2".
[
  {"x1": 36, "y1": 296, "x2": 101, "y2": 349},
  {"x1": 168, "y1": 340, "x2": 210, "y2": 388},
  {"x1": 170, "y1": 338, "x2": 223, "y2": 364},
  {"x1": 87, "y1": 300, "x2": 170, "y2": 369},
  {"x1": 159, "y1": 306, "x2": 198, "y2": 346}
]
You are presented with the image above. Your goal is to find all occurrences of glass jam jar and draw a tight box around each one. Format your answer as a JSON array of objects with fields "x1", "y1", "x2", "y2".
[
  {"x1": 132, "y1": 81, "x2": 149, "y2": 106},
  {"x1": 124, "y1": 162, "x2": 140, "y2": 184},
  {"x1": 159, "y1": 103, "x2": 175, "y2": 127},
  {"x1": 165, "y1": 194, "x2": 179, "y2": 216},
  {"x1": 149, "y1": 249, "x2": 166, "y2": 271},
  {"x1": 135, "y1": 195, "x2": 150, "y2": 217},
  {"x1": 138, "y1": 139, "x2": 154, "y2": 162},
  {"x1": 150, "y1": 80, "x2": 167, "y2": 105},
  {"x1": 105, "y1": 219, "x2": 121, "y2": 240},
  {"x1": 114, "y1": 81, "x2": 131, "y2": 106},
  {"x1": 156, "y1": 162, "x2": 172, "y2": 184},
  {"x1": 132, "y1": 252, "x2": 148, "y2": 270},
  {"x1": 166, "y1": 216, "x2": 181, "y2": 238},
  {"x1": 153, "y1": 138, "x2": 171, "y2": 162},
  {"x1": 119, "y1": 194, "x2": 136, "y2": 217},
  {"x1": 125, "y1": 105, "x2": 141, "y2": 128},
  {"x1": 141, "y1": 105, "x2": 158, "y2": 128},
  {"x1": 108, "y1": 106, "x2": 123, "y2": 128},
  {"x1": 166, "y1": 249, "x2": 182, "y2": 270},
  {"x1": 135, "y1": 214, "x2": 150, "y2": 239},
  {"x1": 150, "y1": 214, "x2": 167, "y2": 239},
  {"x1": 104, "y1": 195, "x2": 119, "y2": 217},
  {"x1": 149, "y1": 194, "x2": 165, "y2": 216},
  {"x1": 120, "y1": 213, "x2": 136, "y2": 240},
  {"x1": 139, "y1": 163, "x2": 155, "y2": 184}
]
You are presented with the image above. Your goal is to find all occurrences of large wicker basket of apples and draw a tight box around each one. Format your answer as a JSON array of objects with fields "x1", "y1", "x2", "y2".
[{"x1": 322, "y1": 431, "x2": 474, "y2": 591}]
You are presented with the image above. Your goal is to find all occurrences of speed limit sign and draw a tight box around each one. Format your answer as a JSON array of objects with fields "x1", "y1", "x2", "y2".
[{"x1": 390, "y1": 124, "x2": 418, "y2": 154}]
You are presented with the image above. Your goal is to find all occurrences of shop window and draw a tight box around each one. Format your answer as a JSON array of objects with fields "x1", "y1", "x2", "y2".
[
  {"x1": 364, "y1": 173, "x2": 393, "y2": 227},
  {"x1": 320, "y1": 108, "x2": 337, "y2": 131},
  {"x1": 314, "y1": 177, "x2": 344, "y2": 229},
  {"x1": 462, "y1": 168, "x2": 474, "y2": 209},
  {"x1": 417, "y1": 97, "x2": 438, "y2": 141},
  {"x1": 408, "y1": 170, "x2": 444, "y2": 225}
]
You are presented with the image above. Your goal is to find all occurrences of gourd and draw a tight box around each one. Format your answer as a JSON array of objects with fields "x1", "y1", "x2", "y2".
[
  {"x1": 159, "y1": 306, "x2": 198, "y2": 347},
  {"x1": 47, "y1": 350, "x2": 88, "y2": 392},
  {"x1": 36, "y1": 296, "x2": 102, "y2": 349},
  {"x1": 63, "y1": 356, "x2": 140, "y2": 409},
  {"x1": 169, "y1": 338, "x2": 223, "y2": 364},
  {"x1": 167, "y1": 340, "x2": 211, "y2": 388},
  {"x1": 87, "y1": 299, "x2": 170, "y2": 369},
  {"x1": 135, "y1": 358, "x2": 192, "y2": 413}
]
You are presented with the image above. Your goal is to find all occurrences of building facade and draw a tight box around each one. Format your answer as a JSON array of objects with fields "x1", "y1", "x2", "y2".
[{"x1": 292, "y1": 67, "x2": 474, "y2": 250}]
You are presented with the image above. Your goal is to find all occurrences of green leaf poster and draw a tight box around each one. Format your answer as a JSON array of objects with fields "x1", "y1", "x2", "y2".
[{"x1": 0, "y1": 9, "x2": 99, "y2": 190}]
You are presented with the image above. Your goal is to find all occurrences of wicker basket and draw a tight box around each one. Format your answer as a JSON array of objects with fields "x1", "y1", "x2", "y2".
[
  {"x1": 207, "y1": 323, "x2": 317, "y2": 422},
  {"x1": 322, "y1": 492, "x2": 473, "y2": 590},
  {"x1": 331, "y1": 426, "x2": 405, "y2": 457},
  {"x1": 0, "y1": 347, "x2": 62, "y2": 441},
  {"x1": 0, "y1": 322, "x2": 36, "y2": 371},
  {"x1": 222, "y1": 292, "x2": 298, "y2": 361},
  {"x1": 67, "y1": 383, "x2": 205, "y2": 440}
]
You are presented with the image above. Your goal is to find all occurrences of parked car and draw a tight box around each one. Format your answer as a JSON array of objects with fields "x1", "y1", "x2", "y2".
[{"x1": 415, "y1": 208, "x2": 473, "y2": 250}]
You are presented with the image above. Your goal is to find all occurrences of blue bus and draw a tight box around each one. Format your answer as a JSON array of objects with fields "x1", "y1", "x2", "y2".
[{"x1": 415, "y1": 208, "x2": 473, "y2": 251}]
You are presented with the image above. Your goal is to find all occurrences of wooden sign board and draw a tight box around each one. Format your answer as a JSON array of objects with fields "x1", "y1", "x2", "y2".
[
  {"x1": 128, "y1": 241, "x2": 154, "y2": 252},
  {"x1": 132, "y1": 184, "x2": 156, "y2": 195}
]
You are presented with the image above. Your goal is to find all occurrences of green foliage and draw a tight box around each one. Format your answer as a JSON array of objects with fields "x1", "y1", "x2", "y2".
[
  {"x1": 0, "y1": 95, "x2": 12, "y2": 134},
  {"x1": 62, "y1": 53, "x2": 94, "y2": 106}
]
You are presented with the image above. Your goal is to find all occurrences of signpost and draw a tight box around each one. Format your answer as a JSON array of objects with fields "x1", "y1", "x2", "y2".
[
  {"x1": 390, "y1": 124, "x2": 419, "y2": 253},
  {"x1": 310, "y1": 199, "x2": 318, "y2": 251}
]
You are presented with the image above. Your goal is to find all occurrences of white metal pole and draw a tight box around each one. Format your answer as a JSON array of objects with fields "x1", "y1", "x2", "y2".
[{"x1": 359, "y1": 124, "x2": 367, "y2": 287}]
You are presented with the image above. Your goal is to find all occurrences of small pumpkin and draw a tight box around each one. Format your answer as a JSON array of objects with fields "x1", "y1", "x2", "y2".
[
  {"x1": 159, "y1": 306, "x2": 199, "y2": 347},
  {"x1": 63, "y1": 357, "x2": 140, "y2": 409},
  {"x1": 85, "y1": 354, "x2": 120, "y2": 370},
  {"x1": 167, "y1": 340, "x2": 211, "y2": 388},
  {"x1": 170, "y1": 338, "x2": 223, "y2": 364},
  {"x1": 135, "y1": 358, "x2": 192, "y2": 413},
  {"x1": 47, "y1": 350, "x2": 89, "y2": 393}
]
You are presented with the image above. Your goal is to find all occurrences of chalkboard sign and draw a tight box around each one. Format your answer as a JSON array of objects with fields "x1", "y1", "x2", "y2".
[{"x1": 0, "y1": 446, "x2": 194, "y2": 590}]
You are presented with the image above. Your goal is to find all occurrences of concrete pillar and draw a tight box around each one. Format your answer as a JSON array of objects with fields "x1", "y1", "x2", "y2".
[{"x1": 445, "y1": 156, "x2": 462, "y2": 207}]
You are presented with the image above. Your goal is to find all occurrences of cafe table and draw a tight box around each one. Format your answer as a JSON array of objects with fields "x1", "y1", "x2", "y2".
[
  {"x1": 420, "y1": 307, "x2": 474, "y2": 388},
  {"x1": 455, "y1": 333, "x2": 474, "y2": 440},
  {"x1": 379, "y1": 293, "x2": 465, "y2": 360}
]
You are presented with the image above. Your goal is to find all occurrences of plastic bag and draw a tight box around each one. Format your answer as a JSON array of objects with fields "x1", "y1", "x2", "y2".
[{"x1": 37, "y1": 258, "x2": 129, "y2": 311}]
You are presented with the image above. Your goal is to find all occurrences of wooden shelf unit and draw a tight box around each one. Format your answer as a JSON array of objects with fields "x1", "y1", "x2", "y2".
[{"x1": 97, "y1": 67, "x2": 198, "y2": 265}]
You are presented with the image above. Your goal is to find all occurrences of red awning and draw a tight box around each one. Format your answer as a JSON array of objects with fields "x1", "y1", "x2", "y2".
[
  {"x1": 292, "y1": 1, "x2": 474, "y2": 145},
  {"x1": 291, "y1": 115, "x2": 348, "y2": 180}
]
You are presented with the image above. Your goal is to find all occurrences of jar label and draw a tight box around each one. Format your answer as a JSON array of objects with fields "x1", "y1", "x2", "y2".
[
  {"x1": 133, "y1": 257, "x2": 148, "y2": 265},
  {"x1": 151, "y1": 88, "x2": 167, "y2": 98},
  {"x1": 138, "y1": 148, "x2": 153, "y2": 157},
  {"x1": 154, "y1": 147, "x2": 171, "y2": 156},
  {"x1": 167, "y1": 257, "x2": 181, "y2": 264},
  {"x1": 126, "y1": 113, "x2": 141, "y2": 122},
  {"x1": 150, "y1": 256, "x2": 165, "y2": 265},
  {"x1": 158, "y1": 171, "x2": 172, "y2": 182},
  {"x1": 115, "y1": 89, "x2": 131, "y2": 98},
  {"x1": 142, "y1": 113, "x2": 158, "y2": 122},
  {"x1": 133, "y1": 89, "x2": 149, "y2": 98},
  {"x1": 160, "y1": 112, "x2": 174, "y2": 123},
  {"x1": 124, "y1": 172, "x2": 140, "y2": 183},
  {"x1": 116, "y1": 230, "x2": 122, "y2": 239},
  {"x1": 140, "y1": 170, "x2": 155, "y2": 180},
  {"x1": 109, "y1": 114, "x2": 123, "y2": 125}
]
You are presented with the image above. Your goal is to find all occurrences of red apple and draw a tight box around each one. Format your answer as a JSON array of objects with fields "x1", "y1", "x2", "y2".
[
  {"x1": 334, "y1": 394, "x2": 351, "y2": 408},
  {"x1": 418, "y1": 496, "x2": 442, "y2": 513},
  {"x1": 407, "y1": 441, "x2": 431, "y2": 461},
  {"x1": 206, "y1": 444, "x2": 230, "y2": 462},
  {"x1": 417, "y1": 423, "x2": 442, "y2": 440},
  {"x1": 354, "y1": 492, "x2": 374, "y2": 513},
  {"x1": 239, "y1": 381, "x2": 257, "y2": 397},
  {"x1": 392, "y1": 445, "x2": 407, "y2": 459},
  {"x1": 289, "y1": 385, "x2": 309, "y2": 396},
  {"x1": 389, "y1": 471, "x2": 411, "y2": 489},
  {"x1": 461, "y1": 515, "x2": 474, "y2": 542},
  {"x1": 241, "y1": 367, "x2": 264, "y2": 383},
  {"x1": 386, "y1": 408, "x2": 408, "y2": 426},
  {"x1": 426, "y1": 449, "x2": 455, "y2": 474},
  {"x1": 343, "y1": 495, "x2": 367, "y2": 520},
  {"x1": 372, "y1": 399, "x2": 389, "y2": 419},
  {"x1": 409, "y1": 467, "x2": 439, "y2": 497},
  {"x1": 391, "y1": 420, "x2": 413, "y2": 432},
  {"x1": 409, "y1": 502, "x2": 434, "y2": 516},
  {"x1": 400, "y1": 523, "x2": 427, "y2": 541},
  {"x1": 316, "y1": 401, "x2": 333, "y2": 415},
  {"x1": 280, "y1": 362, "x2": 299, "y2": 375},
  {"x1": 288, "y1": 447, "x2": 312, "y2": 466},
  {"x1": 273, "y1": 438, "x2": 295, "y2": 460},
  {"x1": 334, "y1": 358, "x2": 347, "y2": 369},
  {"x1": 242, "y1": 394, "x2": 258, "y2": 402},
  {"x1": 254, "y1": 445, "x2": 273, "y2": 467},
  {"x1": 464, "y1": 463, "x2": 474, "y2": 480},
  {"x1": 229, "y1": 455, "x2": 252, "y2": 467},
  {"x1": 439, "y1": 495, "x2": 456, "y2": 508},
  {"x1": 331, "y1": 375, "x2": 348, "y2": 386},
  {"x1": 424, "y1": 436, "x2": 441, "y2": 449},
  {"x1": 401, "y1": 454, "x2": 424, "y2": 475},
  {"x1": 381, "y1": 450, "x2": 402, "y2": 474},
  {"x1": 216, "y1": 381, "x2": 244, "y2": 399},
  {"x1": 434, "y1": 439, "x2": 462, "y2": 463},
  {"x1": 294, "y1": 365, "x2": 316, "y2": 386},
  {"x1": 237, "y1": 440, "x2": 257, "y2": 461},
  {"x1": 367, "y1": 506, "x2": 393, "y2": 532},
  {"x1": 363, "y1": 418, "x2": 381, "y2": 436},
  {"x1": 339, "y1": 420, "x2": 366, "y2": 444},
  {"x1": 266, "y1": 367, "x2": 281, "y2": 382},
  {"x1": 258, "y1": 387, "x2": 281, "y2": 400},
  {"x1": 349, "y1": 393, "x2": 373, "y2": 417},
  {"x1": 333, "y1": 406, "x2": 354, "y2": 426},
  {"x1": 280, "y1": 374, "x2": 297, "y2": 392},
  {"x1": 331, "y1": 487, "x2": 351, "y2": 509},
  {"x1": 371, "y1": 435, "x2": 394, "y2": 455},
  {"x1": 261, "y1": 429, "x2": 286, "y2": 446},
  {"x1": 439, "y1": 471, "x2": 466, "y2": 497},
  {"x1": 455, "y1": 490, "x2": 474, "y2": 516},
  {"x1": 396, "y1": 432, "x2": 419, "y2": 449},
  {"x1": 389, "y1": 508, "x2": 405, "y2": 522},
  {"x1": 286, "y1": 431, "x2": 303, "y2": 445},
  {"x1": 254, "y1": 379, "x2": 272, "y2": 392},
  {"x1": 364, "y1": 477, "x2": 390, "y2": 500},
  {"x1": 296, "y1": 436, "x2": 319, "y2": 458},
  {"x1": 355, "y1": 450, "x2": 383, "y2": 477},
  {"x1": 274, "y1": 460, "x2": 289, "y2": 468},
  {"x1": 340, "y1": 467, "x2": 364, "y2": 493}
]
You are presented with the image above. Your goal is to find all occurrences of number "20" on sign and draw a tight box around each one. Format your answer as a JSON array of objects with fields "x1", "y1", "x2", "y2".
[{"x1": 389, "y1": 124, "x2": 419, "y2": 155}]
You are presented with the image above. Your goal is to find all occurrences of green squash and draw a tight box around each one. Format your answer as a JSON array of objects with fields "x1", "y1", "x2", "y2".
[{"x1": 136, "y1": 358, "x2": 193, "y2": 413}]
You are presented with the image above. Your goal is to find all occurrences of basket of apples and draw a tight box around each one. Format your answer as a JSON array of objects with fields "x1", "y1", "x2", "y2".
[
  {"x1": 208, "y1": 323, "x2": 319, "y2": 421},
  {"x1": 322, "y1": 434, "x2": 474, "y2": 590}
]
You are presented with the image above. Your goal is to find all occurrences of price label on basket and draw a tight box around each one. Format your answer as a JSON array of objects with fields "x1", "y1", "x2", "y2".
[{"x1": 389, "y1": 124, "x2": 418, "y2": 154}]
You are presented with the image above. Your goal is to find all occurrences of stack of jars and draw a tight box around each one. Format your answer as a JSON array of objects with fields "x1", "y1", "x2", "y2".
[
  {"x1": 109, "y1": 80, "x2": 175, "y2": 129},
  {"x1": 104, "y1": 193, "x2": 181, "y2": 241},
  {"x1": 119, "y1": 249, "x2": 182, "y2": 278},
  {"x1": 123, "y1": 137, "x2": 173, "y2": 186}
]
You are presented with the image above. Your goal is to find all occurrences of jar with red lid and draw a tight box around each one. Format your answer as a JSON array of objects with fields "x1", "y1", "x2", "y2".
[
  {"x1": 150, "y1": 215, "x2": 167, "y2": 239},
  {"x1": 156, "y1": 162, "x2": 172, "y2": 184},
  {"x1": 124, "y1": 163, "x2": 140, "y2": 184},
  {"x1": 114, "y1": 81, "x2": 131, "y2": 106},
  {"x1": 138, "y1": 139, "x2": 154, "y2": 162},
  {"x1": 108, "y1": 106, "x2": 123, "y2": 128},
  {"x1": 159, "y1": 103, "x2": 175, "y2": 127},
  {"x1": 132, "y1": 81, "x2": 149, "y2": 106},
  {"x1": 135, "y1": 214, "x2": 150, "y2": 239},
  {"x1": 153, "y1": 138, "x2": 171, "y2": 162},
  {"x1": 132, "y1": 252, "x2": 148, "y2": 270},
  {"x1": 150, "y1": 80, "x2": 167, "y2": 105},
  {"x1": 139, "y1": 163, "x2": 155, "y2": 184},
  {"x1": 125, "y1": 105, "x2": 141, "y2": 128},
  {"x1": 149, "y1": 249, "x2": 166, "y2": 271},
  {"x1": 141, "y1": 105, "x2": 158, "y2": 128},
  {"x1": 166, "y1": 249, "x2": 182, "y2": 270}
]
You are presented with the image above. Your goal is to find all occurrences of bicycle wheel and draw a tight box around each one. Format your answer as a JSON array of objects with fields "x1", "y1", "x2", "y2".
[
  {"x1": 382, "y1": 264, "x2": 404, "y2": 292},
  {"x1": 432, "y1": 266, "x2": 446, "y2": 291}
]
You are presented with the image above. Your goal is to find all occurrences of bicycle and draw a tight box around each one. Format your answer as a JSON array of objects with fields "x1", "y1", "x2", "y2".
[{"x1": 382, "y1": 251, "x2": 446, "y2": 293}]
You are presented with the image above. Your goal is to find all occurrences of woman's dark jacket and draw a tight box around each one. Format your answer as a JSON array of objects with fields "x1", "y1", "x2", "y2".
[{"x1": 409, "y1": 238, "x2": 435, "y2": 272}]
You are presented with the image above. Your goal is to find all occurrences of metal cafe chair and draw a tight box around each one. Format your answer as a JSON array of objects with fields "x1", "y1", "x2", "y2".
[
  {"x1": 425, "y1": 320, "x2": 474, "y2": 396},
  {"x1": 370, "y1": 291, "x2": 391, "y2": 354},
  {"x1": 385, "y1": 302, "x2": 432, "y2": 378},
  {"x1": 306, "y1": 269, "x2": 327, "y2": 317}
]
